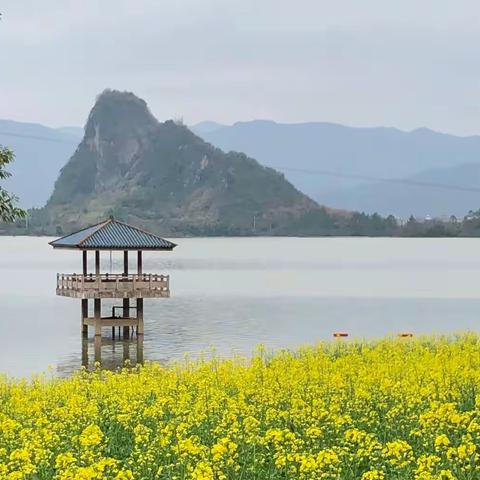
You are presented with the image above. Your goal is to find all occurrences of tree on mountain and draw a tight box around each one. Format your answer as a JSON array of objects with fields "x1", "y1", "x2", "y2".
[{"x1": 0, "y1": 146, "x2": 27, "y2": 222}]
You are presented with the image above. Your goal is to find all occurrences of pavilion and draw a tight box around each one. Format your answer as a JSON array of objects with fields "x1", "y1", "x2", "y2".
[{"x1": 49, "y1": 217, "x2": 176, "y2": 339}]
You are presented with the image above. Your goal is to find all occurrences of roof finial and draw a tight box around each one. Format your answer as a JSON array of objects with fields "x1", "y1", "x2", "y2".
[{"x1": 109, "y1": 214, "x2": 114, "y2": 221}]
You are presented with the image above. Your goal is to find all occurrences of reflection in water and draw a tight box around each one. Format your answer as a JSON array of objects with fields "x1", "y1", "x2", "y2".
[
  {"x1": 73, "y1": 334, "x2": 144, "y2": 373},
  {"x1": 5, "y1": 236, "x2": 480, "y2": 378}
]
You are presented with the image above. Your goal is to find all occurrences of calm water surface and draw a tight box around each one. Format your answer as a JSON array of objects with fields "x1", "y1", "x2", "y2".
[{"x1": 1, "y1": 236, "x2": 480, "y2": 377}]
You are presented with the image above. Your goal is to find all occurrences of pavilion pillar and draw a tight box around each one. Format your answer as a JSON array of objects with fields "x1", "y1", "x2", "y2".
[
  {"x1": 123, "y1": 250, "x2": 130, "y2": 338},
  {"x1": 81, "y1": 250, "x2": 88, "y2": 336},
  {"x1": 123, "y1": 250, "x2": 129, "y2": 276},
  {"x1": 95, "y1": 250, "x2": 100, "y2": 275},
  {"x1": 137, "y1": 250, "x2": 143, "y2": 275},
  {"x1": 83, "y1": 250, "x2": 88, "y2": 275}
]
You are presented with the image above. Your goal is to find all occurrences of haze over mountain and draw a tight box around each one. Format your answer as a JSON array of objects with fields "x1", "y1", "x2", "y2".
[
  {"x1": 3, "y1": 113, "x2": 480, "y2": 219},
  {"x1": 56, "y1": 126, "x2": 84, "y2": 139},
  {"x1": 0, "y1": 120, "x2": 82, "y2": 208},
  {"x1": 322, "y1": 163, "x2": 480, "y2": 218},
  {"x1": 194, "y1": 121, "x2": 480, "y2": 217},
  {"x1": 37, "y1": 90, "x2": 336, "y2": 236}
]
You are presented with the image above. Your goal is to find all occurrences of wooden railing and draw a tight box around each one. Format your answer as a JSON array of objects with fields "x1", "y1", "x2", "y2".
[{"x1": 56, "y1": 273, "x2": 170, "y2": 294}]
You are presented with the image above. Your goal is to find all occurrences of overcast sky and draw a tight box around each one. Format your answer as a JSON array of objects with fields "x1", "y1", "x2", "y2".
[{"x1": 1, "y1": 0, "x2": 480, "y2": 135}]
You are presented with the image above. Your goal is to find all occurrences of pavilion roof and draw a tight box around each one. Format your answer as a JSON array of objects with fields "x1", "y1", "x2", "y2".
[{"x1": 49, "y1": 218, "x2": 177, "y2": 251}]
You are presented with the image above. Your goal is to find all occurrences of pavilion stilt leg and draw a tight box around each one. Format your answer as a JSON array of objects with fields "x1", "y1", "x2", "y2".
[
  {"x1": 94, "y1": 299, "x2": 101, "y2": 337},
  {"x1": 137, "y1": 334, "x2": 144, "y2": 365},
  {"x1": 137, "y1": 298, "x2": 144, "y2": 336},
  {"x1": 81, "y1": 299, "x2": 88, "y2": 337},
  {"x1": 81, "y1": 336, "x2": 88, "y2": 368},
  {"x1": 94, "y1": 335, "x2": 101, "y2": 364},
  {"x1": 123, "y1": 298, "x2": 130, "y2": 339},
  {"x1": 123, "y1": 340, "x2": 130, "y2": 364}
]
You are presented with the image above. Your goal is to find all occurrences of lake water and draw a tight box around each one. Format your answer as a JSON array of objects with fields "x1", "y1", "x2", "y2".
[{"x1": 2, "y1": 236, "x2": 480, "y2": 377}]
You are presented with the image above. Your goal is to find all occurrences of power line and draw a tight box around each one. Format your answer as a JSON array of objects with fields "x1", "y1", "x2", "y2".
[
  {"x1": 1, "y1": 127, "x2": 480, "y2": 194},
  {"x1": 276, "y1": 166, "x2": 480, "y2": 194},
  {"x1": 0, "y1": 130, "x2": 78, "y2": 144}
]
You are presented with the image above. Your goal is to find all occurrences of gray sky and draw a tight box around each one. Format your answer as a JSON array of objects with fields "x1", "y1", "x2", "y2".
[{"x1": 1, "y1": 0, "x2": 480, "y2": 135}]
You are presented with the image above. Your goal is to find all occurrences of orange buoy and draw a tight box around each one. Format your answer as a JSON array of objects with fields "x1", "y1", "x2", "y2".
[
  {"x1": 398, "y1": 332, "x2": 413, "y2": 337},
  {"x1": 333, "y1": 332, "x2": 349, "y2": 338}
]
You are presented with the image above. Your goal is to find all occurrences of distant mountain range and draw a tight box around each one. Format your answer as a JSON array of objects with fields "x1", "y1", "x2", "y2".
[
  {"x1": 321, "y1": 163, "x2": 480, "y2": 218},
  {"x1": 193, "y1": 121, "x2": 480, "y2": 217},
  {"x1": 0, "y1": 120, "x2": 82, "y2": 208},
  {"x1": 2, "y1": 114, "x2": 480, "y2": 219}
]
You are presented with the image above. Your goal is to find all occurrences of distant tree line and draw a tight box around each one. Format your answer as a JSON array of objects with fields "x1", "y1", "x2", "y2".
[{"x1": 5, "y1": 205, "x2": 480, "y2": 237}]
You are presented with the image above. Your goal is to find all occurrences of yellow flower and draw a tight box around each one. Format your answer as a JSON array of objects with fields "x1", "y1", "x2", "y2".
[
  {"x1": 437, "y1": 470, "x2": 455, "y2": 480},
  {"x1": 79, "y1": 424, "x2": 104, "y2": 448},
  {"x1": 434, "y1": 434, "x2": 450, "y2": 448},
  {"x1": 457, "y1": 442, "x2": 475, "y2": 460},
  {"x1": 191, "y1": 461, "x2": 214, "y2": 480},
  {"x1": 55, "y1": 451, "x2": 76, "y2": 470},
  {"x1": 362, "y1": 470, "x2": 385, "y2": 480},
  {"x1": 133, "y1": 424, "x2": 151, "y2": 444},
  {"x1": 383, "y1": 440, "x2": 413, "y2": 467},
  {"x1": 0, "y1": 336, "x2": 480, "y2": 478},
  {"x1": 115, "y1": 470, "x2": 134, "y2": 480},
  {"x1": 415, "y1": 454, "x2": 440, "y2": 476}
]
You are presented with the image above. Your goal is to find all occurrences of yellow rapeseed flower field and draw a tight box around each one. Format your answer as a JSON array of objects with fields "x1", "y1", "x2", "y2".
[{"x1": 1, "y1": 335, "x2": 480, "y2": 479}]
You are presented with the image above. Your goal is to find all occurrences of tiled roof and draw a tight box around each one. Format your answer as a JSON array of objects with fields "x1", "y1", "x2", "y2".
[{"x1": 49, "y1": 218, "x2": 177, "y2": 250}]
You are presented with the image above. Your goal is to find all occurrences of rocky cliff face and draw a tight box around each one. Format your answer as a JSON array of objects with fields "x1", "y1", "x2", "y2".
[{"x1": 42, "y1": 90, "x2": 322, "y2": 235}]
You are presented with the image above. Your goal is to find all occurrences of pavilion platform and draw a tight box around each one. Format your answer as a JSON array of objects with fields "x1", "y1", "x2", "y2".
[{"x1": 49, "y1": 217, "x2": 176, "y2": 340}]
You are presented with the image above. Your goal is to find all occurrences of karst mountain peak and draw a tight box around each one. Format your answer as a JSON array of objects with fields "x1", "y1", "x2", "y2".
[{"x1": 41, "y1": 89, "x2": 325, "y2": 236}]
